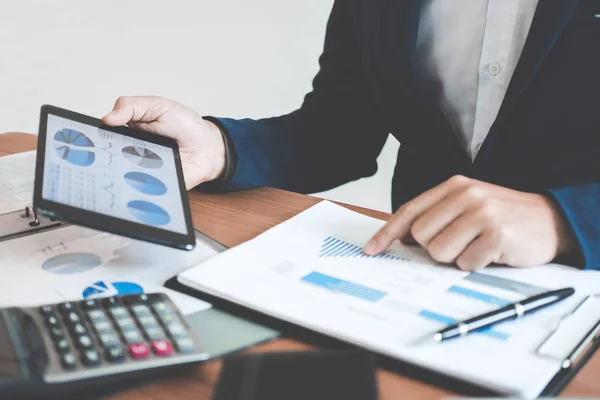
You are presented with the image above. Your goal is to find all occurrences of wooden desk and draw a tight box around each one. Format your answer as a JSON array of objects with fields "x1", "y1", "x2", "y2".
[{"x1": 2, "y1": 132, "x2": 599, "y2": 399}]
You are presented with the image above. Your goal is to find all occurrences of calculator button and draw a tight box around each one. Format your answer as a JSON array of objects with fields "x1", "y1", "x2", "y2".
[
  {"x1": 66, "y1": 311, "x2": 82, "y2": 324},
  {"x1": 166, "y1": 323, "x2": 187, "y2": 339},
  {"x1": 137, "y1": 315, "x2": 159, "y2": 328},
  {"x1": 50, "y1": 327, "x2": 65, "y2": 339},
  {"x1": 173, "y1": 337, "x2": 195, "y2": 354},
  {"x1": 55, "y1": 338, "x2": 71, "y2": 353},
  {"x1": 87, "y1": 310, "x2": 107, "y2": 322},
  {"x1": 101, "y1": 297, "x2": 121, "y2": 308},
  {"x1": 45, "y1": 315, "x2": 60, "y2": 327},
  {"x1": 81, "y1": 299, "x2": 99, "y2": 310},
  {"x1": 109, "y1": 306, "x2": 129, "y2": 319},
  {"x1": 116, "y1": 317, "x2": 136, "y2": 330},
  {"x1": 69, "y1": 323, "x2": 87, "y2": 336},
  {"x1": 131, "y1": 304, "x2": 152, "y2": 318},
  {"x1": 92, "y1": 320, "x2": 113, "y2": 333},
  {"x1": 151, "y1": 340, "x2": 173, "y2": 357},
  {"x1": 81, "y1": 349, "x2": 101, "y2": 367},
  {"x1": 145, "y1": 326, "x2": 166, "y2": 341},
  {"x1": 123, "y1": 294, "x2": 150, "y2": 305},
  {"x1": 61, "y1": 352, "x2": 77, "y2": 370},
  {"x1": 40, "y1": 305, "x2": 55, "y2": 316},
  {"x1": 152, "y1": 302, "x2": 171, "y2": 314},
  {"x1": 122, "y1": 329, "x2": 144, "y2": 344},
  {"x1": 76, "y1": 334, "x2": 94, "y2": 349},
  {"x1": 157, "y1": 313, "x2": 177, "y2": 325},
  {"x1": 128, "y1": 343, "x2": 149, "y2": 359},
  {"x1": 98, "y1": 332, "x2": 120, "y2": 347},
  {"x1": 58, "y1": 302, "x2": 74, "y2": 314},
  {"x1": 105, "y1": 344, "x2": 125, "y2": 363}
]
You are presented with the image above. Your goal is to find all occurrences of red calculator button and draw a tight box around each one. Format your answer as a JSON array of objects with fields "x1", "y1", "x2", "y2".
[
  {"x1": 128, "y1": 343, "x2": 149, "y2": 359},
  {"x1": 151, "y1": 340, "x2": 173, "y2": 356}
]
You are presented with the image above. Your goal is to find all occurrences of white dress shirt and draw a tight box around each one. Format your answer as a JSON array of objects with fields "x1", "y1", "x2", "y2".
[{"x1": 415, "y1": 0, "x2": 540, "y2": 160}]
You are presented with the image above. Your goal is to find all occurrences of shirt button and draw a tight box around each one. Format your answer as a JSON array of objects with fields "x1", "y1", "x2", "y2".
[{"x1": 488, "y1": 62, "x2": 501, "y2": 76}]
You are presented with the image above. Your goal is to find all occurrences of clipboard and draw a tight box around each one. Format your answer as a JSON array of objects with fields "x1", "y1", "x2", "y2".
[
  {"x1": 168, "y1": 276, "x2": 600, "y2": 397},
  {"x1": 0, "y1": 207, "x2": 66, "y2": 242},
  {"x1": 537, "y1": 294, "x2": 600, "y2": 396}
]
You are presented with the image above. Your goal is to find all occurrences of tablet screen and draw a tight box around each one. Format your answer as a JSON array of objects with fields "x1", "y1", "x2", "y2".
[{"x1": 42, "y1": 114, "x2": 187, "y2": 235}]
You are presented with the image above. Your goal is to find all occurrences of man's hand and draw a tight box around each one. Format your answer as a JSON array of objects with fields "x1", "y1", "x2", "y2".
[
  {"x1": 102, "y1": 96, "x2": 226, "y2": 190},
  {"x1": 364, "y1": 175, "x2": 575, "y2": 271}
]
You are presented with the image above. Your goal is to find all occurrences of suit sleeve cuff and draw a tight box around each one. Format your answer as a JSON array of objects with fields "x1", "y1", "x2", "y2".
[
  {"x1": 546, "y1": 185, "x2": 600, "y2": 270},
  {"x1": 203, "y1": 116, "x2": 237, "y2": 183}
]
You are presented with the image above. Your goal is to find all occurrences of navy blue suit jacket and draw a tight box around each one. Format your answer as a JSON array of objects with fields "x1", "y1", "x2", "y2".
[{"x1": 205, "y1": 1, "x2": 600, "y2": 270}]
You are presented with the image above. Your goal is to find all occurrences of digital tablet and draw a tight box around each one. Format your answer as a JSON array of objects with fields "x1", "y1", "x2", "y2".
[{"x1": 33, "y1": 105, "x2": 196, "y2": 250}]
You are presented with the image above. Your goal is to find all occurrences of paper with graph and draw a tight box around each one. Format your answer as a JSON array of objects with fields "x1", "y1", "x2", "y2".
[
  {"x1": 0, "y1": 224, "x2": 216, "y2": 315},
  {"x1": 178, "y1": 201, "x2": 600, "y2": 397}
]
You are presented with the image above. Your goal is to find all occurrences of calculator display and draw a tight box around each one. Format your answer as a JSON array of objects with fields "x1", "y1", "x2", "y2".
[{"x1": 0, "y1": 318, "x2": 21, "y2": 380}]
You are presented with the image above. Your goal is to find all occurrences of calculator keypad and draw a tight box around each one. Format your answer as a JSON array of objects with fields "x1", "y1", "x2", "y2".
[
  {"x1": 38, "y1": 293, "x2": 198, "y2": 372},
  {"x1": 129, "y1": 342, "x2": 150, "y2": 359},
  {"x1": 61, "y1": 352, "x2": 77, "y2": 370}
]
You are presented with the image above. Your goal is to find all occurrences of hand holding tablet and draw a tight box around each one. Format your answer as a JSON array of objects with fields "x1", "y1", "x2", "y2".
[{"x1": 33, "y1": 105, "x2": 196, "y2": 250}]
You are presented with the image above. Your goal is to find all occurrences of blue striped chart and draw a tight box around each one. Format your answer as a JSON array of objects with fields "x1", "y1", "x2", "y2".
[
  {"x1": 301, "y1": 272, "x2": 387, "y2": 302},
  {"x1": 447, "y1": 285, "x2": 511, "y2": 307},
  {"x1": 319, "y1": 236, "x2": 410, "y2": 261}
]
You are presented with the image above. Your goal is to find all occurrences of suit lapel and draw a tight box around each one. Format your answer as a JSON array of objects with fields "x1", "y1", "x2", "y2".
[
  {"x1": 375, "y1": 0, "x2": 421, "y2": 123},
  {"x1": 474, "y1": 0, "x2": 583, "y2": 165}
]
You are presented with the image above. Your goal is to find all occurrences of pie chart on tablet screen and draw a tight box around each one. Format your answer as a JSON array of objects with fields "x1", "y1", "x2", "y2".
[
  {"x1": 54, "y1": 129, "x2": 95, "y2": 167},
  {"x1": 122, "y1": 146, "x2": 163, "y2": 169},
  {"x1": 127, "y1": 200, "x2": 170, "y2": 226},
  {"x1": 124, "y1": 172, "x2": 167, "y2": 196}
]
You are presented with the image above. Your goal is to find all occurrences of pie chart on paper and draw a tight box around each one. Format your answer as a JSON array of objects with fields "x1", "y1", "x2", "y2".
[
  {"x1": 42, "y1": 253, "x2": 102, "y2": 275},
  {"x1": 127, "y1": 200, "x2": 170, "y2": 226},
  {"x1": 122, "y1": 146, "x2": 163, "y2": 169},
  {"x1": 82, "y1": 281, "x2": 144, "y2": 299}
]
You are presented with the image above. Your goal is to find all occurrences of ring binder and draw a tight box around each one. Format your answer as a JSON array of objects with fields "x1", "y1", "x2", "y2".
[
  {"x1": 536, "y1": 294, "x2": 600, "y2": 370},
  {"x1": 0, "y1": 206, "x2": 66, "y2": 242}
]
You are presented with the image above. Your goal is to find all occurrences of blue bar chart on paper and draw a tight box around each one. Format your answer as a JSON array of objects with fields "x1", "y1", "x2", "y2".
[
  {"x1": 319, "y1": 236, "x2": 410, "y2": 261},
  {"x1": 301, "y1": 271, "x2": 388, "y2": 302},
  {"x1": 305, "y1": 231, "x2": 548, "y2": 341}
]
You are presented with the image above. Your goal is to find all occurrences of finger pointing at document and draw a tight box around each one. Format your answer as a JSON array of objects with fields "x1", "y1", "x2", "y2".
[{"x1": 363, "y1": 175, "x2": 576, "y2": 271}]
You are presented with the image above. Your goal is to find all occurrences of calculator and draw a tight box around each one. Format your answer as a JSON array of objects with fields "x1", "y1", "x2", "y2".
[{"x1": 0, "y1": 293, "x2": 208, "y2": 397}]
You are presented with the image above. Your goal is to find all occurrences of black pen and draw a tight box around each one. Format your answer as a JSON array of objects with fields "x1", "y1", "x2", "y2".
[{"x1": 419, "y1": 287, "x2": 575, "y2": 344}]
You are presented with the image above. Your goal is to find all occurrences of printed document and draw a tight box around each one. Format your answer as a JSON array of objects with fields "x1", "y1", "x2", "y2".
[
  {"x1": 0, "y1": 225, "x2": 216, "y2": 314},
  {"x1": 0, "y1": 150, "x2": 36, "y2": 214},
  {"x1": 179, "y1": 201, "x2": 600, "y2": 397}
]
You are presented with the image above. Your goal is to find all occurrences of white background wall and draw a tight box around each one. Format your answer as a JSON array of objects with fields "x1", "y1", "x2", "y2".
[{"x1": 0, "y1": 0, "x2": 399, "y2": 212}]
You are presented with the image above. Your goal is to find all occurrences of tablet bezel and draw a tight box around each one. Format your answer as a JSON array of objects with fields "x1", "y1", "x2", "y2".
[{"x1": 33, "y1": 104, "x2": 196, "y2": 251}]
